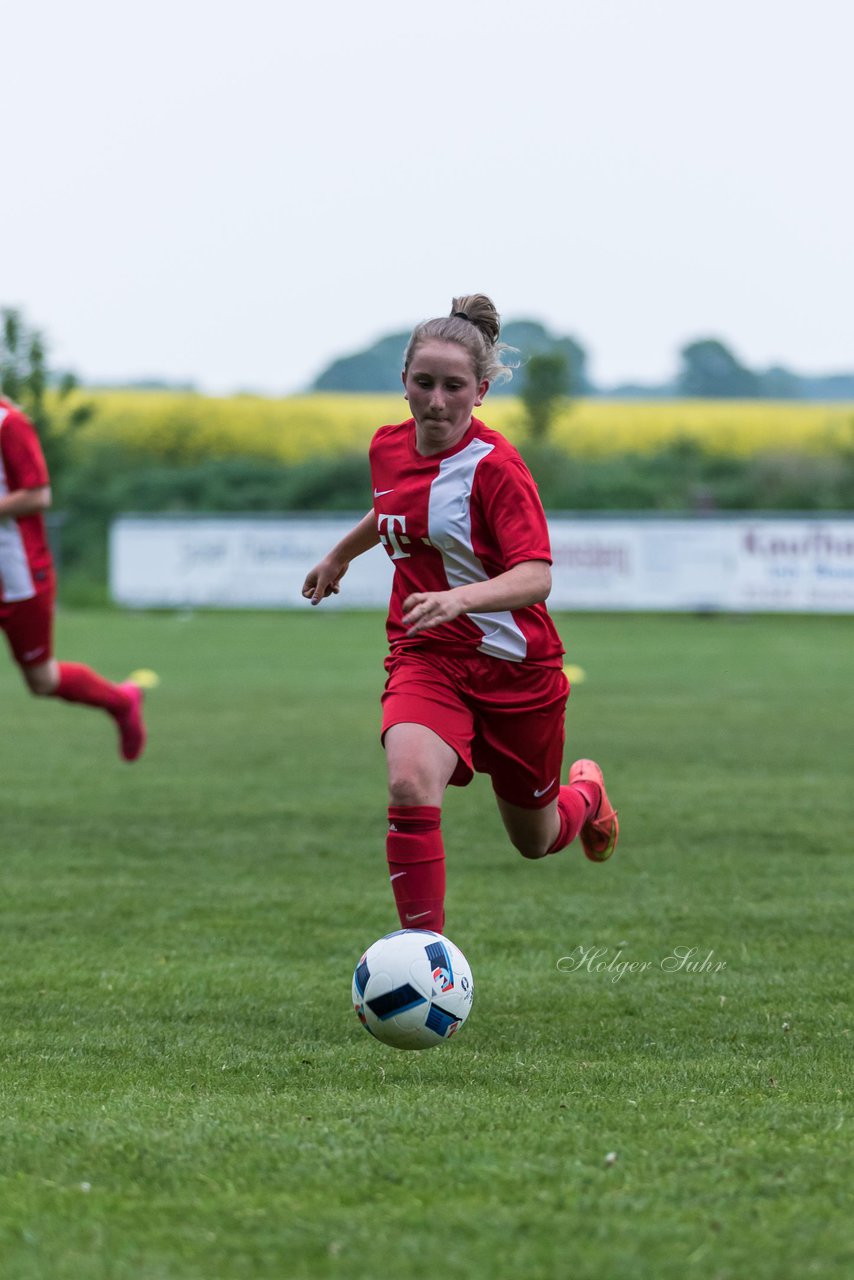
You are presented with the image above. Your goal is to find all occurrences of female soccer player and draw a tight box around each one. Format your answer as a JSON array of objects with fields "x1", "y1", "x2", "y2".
[
  {"x1": 0, "y1": 396, "x2": 146, "y2": 760},
  {"x1": 302, "y1": 295, "x2": 617, "y2": 932}
]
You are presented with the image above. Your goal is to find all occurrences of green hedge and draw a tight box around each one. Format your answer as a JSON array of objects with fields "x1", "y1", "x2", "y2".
[{"x1": 519, "y1": 439, "x2": 854, "y2": 511}]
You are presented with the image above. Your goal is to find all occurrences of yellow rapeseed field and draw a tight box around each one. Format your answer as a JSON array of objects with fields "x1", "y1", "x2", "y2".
[{"x1": 59, "y1": 390, "x2": 854, "y2": 464}]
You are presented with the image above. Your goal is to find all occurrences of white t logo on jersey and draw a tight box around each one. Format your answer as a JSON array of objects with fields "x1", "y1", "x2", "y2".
[{"x1": 377, "y1": 513, "x2": 411, "y2": 560}]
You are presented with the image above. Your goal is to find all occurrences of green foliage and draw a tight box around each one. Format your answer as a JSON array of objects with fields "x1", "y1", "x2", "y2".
[
  {"x1": 520, "y1": 351, "x2": 572, "y2": 442},
  {"x1": 502, "y1": 321, "x2": 589, "y2": 395},
  {"x1": 312, "y1": 319, "x2": 590, "y2": 398},
  {"x1": 521, "y1": 436, "x2": 854, "y2": 512},
  {"x1": 0, "y1": 309, "x2": 43, "y2": 407},
  {"x1": 678, "y1": 337, "x2": 762, "y2": 399},
  {"x1": 313, "y1": 331, "x2": 410, "y2": 393},
  {"x1": 0, "y1": 308, "x2": 94, "y2": 482},
  {"x1": 0, "y1": 610, "x2": 851, "y2": 1278},
  {"x1": 61, "y1": 448, "x2": 370, "y2": 520}
]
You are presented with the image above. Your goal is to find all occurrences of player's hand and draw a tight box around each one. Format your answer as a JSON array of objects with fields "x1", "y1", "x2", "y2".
[
  {"x1": 302, "y1": 558, "x2": 349, "y2": 605},
  {"x1": 402, "y1": 590, "x2": 466, "y2": 635}
]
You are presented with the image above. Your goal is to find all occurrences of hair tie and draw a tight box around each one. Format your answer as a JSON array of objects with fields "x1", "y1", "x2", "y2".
[{"x1": 452, "y1": 311, "x2": 469, "y2": 321}]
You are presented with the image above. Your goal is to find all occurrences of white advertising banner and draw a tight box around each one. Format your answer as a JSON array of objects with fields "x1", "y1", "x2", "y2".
[
  {"x1": 109, "y1": 517, "x2": 392, "y2": 609},
  {"x1": 546, "y1": 519, "x2": 854, "y2": 612},
  {"x1": 110, "y1": 515, "x2": 854, "y2": 614}
]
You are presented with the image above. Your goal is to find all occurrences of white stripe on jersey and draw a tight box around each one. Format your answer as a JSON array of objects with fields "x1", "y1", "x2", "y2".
[
  {"x1": 0, "y1": 409, "x2": 37, "y2": 602},
  {"x1": 427, "y1": 438, "x2": 528, "y2": 662}
]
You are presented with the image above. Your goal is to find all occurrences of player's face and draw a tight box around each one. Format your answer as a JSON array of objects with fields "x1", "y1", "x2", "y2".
[{"x1": 403, "y1": 341, "x2": 489, "y2": 442}]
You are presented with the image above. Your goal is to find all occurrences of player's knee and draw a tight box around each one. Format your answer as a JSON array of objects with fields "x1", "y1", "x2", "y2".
[
  {"x1": 387, "y1": 767, "x2": 438, "y2": 808},
  {"x1": 388, "y1": 777, "x2": 429, "y2": 807},
  {"x1": 510, "y1": 832, "x2": 550, "y2": 860},
  {"x1": 22, "y1": 665, "x2": 55, "y2": 696}
]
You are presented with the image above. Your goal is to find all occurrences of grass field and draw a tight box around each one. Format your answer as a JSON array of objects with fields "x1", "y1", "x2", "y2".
[{"x1": 1, "y1": 608, "x2": 851, "y2": 1279}]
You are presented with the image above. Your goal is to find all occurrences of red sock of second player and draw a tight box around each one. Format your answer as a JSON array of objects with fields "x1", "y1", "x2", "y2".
[{"x1": 53, "y1": 662, "x2": 129, "y2": 716}]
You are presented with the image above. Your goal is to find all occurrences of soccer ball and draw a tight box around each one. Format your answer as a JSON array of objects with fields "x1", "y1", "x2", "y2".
[{"x1": 352, "y1": 929, "x2": 474, "y2": 1050}]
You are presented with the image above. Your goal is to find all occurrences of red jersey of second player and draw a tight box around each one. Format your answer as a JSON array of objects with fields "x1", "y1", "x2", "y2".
[
  {"x1": 0, "y1": 400, "x2": 53, "y2": 603},
  {"x1": 370, "y1": 417, "x2": 564, "y2": 666}
]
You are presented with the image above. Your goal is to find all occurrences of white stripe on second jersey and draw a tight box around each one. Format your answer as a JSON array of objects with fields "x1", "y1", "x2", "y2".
[
  {"x1": 0, "y1": 414, "x2": 37, "y2": 602},
  {"x1": 427, "y1": 438, "x2": 528, "y2": 662}
]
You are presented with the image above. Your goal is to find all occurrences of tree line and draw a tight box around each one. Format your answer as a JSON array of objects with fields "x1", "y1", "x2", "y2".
[{"x1": 313, "y1": 321, "x2": 854, "y2": 401}]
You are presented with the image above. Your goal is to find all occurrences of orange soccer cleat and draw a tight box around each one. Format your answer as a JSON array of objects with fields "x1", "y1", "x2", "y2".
[{"x1": 568, "y1": 758, "x2": 619, "y2": 862}]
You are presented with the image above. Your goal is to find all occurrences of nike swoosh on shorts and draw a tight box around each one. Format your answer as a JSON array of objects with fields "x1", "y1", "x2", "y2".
[{"x1": 533, "y1": 779, "x2": 556, "y2": 798}]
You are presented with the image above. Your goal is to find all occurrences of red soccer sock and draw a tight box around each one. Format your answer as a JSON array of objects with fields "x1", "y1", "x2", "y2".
[
  {"x1": 386, "y1": 805, "x2": 446, "y2": 933},
  {"x1": 53, "y1": 662, "x2": 130, "y2": 718},
  {"x1": 546, "y1": 781, "x2": 601, "y2": 854}
]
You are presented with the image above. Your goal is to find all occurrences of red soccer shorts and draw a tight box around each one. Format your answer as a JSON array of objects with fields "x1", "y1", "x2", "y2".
[
  {"x1": 0, "y1": 582, "x2": 55, "y2": 667},
  {"x1": 381, "y1": 647, "x2": 570, "y2": 810}
]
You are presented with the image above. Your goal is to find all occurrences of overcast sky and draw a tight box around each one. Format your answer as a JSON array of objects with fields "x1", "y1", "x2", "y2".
[{"x1": 2, "y1": 0, "x2": 851, "y2": 393}]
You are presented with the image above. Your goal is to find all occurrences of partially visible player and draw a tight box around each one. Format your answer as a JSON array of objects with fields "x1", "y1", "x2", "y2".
[
  {"x1": 302, "y1": 294, "x2": 618, "y2": 933},
  {"x1": 0, "y1": 396, "x2": 146, "y2": 760}
]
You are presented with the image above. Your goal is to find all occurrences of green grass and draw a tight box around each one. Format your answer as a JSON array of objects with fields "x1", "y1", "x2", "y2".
[{"x1": 1, "y1": 609, "x2": 851, "y2": 1279}]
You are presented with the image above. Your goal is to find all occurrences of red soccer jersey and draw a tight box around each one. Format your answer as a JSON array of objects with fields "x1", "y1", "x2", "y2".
[
  {"x1": 370, "y1": 416, "x2": 564, "y2": 665},
  {"x1": 0, "y1": 399, "x2": 53, "y2": 603}
]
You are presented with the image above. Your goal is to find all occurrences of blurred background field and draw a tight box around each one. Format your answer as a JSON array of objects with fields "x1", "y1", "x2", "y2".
[
  {"x1": 1, "y1": 305, "x2": 845, "y2": 603},
  {"x1": 43, "y1": 390, "x2": 854, "y2": 605},
  {"x1": 57, "y1": 389, "x2": 854, "y2": 463}
]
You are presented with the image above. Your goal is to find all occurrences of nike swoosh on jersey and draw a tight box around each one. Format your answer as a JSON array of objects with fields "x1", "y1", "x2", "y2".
[{"x1": 374, "y1": 487, "x2": 395, "y2": 497}]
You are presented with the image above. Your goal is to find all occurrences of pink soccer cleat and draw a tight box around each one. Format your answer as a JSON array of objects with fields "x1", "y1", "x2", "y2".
[
  {"x1": 116, "y1": 682, "x2": 147, "y2": 762},
  {"x1": 568, "y1": 758, "x2": 619, "y2": 862}
]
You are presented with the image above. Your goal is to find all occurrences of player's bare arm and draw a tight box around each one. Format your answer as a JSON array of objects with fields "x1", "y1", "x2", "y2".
[
  {"x1": 0, "y1": 485, "x2": 52, "y2": 519},
  {"x1": 302, "y1": 511, "x2": 381, "y2": 605},
  {"x1": 402, "y1": 559, "x2": 551, "y2": 636}
]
